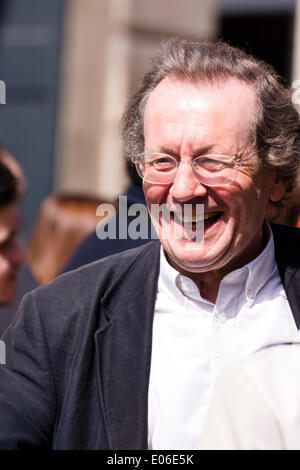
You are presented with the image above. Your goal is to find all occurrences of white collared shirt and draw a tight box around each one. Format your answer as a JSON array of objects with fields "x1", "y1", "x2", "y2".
[{"x1": 147, "y1": 226, "x2": 298, "y2": 450}]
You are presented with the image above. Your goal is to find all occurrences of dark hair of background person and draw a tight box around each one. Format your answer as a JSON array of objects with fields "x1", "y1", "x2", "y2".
[
  {"x1": 0, "y1": 144, "x2": 36, "y2": 338},
  {"x1": 0, "y1": 160, "x2": 18, "y2": 208},
  {"x1": 122, "y1": 38, "x2": 300, "y2": 206},
  {"x1": 27, "y1": 193, "x2": 113, "y2": 284},
  {"x1": 0, "y1": 143, "x2": 27, "y2": 198}
]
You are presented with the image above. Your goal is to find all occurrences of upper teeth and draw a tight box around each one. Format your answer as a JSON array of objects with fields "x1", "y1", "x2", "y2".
[
  {"x1": 174, "y1": 212, "x2": 220, "y2": 223},
  {"x1": 204, "y1": 213, "x2": 220, "y2": 220}
]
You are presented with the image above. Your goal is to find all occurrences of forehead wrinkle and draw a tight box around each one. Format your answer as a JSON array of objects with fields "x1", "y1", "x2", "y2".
[
  {"x1": 144, "y1": 76, "x2": 258, "y2": 157},
  {"x1": 161, "y1": 121, "x2": 249, "y2": 158}
]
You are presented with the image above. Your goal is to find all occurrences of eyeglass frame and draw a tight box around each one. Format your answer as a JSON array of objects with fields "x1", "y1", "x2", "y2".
[{"x1": 133, "y1": 150, "x2": 260, "y2": 187}]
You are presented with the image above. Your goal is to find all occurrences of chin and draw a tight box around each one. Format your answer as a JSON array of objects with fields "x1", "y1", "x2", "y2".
[
  {"x1": 166, "y1": 247, "x2": 209, "y2": 272},
  {"x1": 165, "y1": 237, "x2": 233, "y2": 274}
]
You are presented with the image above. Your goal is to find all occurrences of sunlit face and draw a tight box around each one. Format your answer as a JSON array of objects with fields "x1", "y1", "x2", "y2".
[
  {"x1": 143, "y1": 76, "x2": 285, "y2": 276},
  {"x1": 0, "y1": 202, "x2": 24, "y2": 304}
]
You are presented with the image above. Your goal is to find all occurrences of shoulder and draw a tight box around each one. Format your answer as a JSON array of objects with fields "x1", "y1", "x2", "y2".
[
  {"x1": 271, "y1": 223, "x2": 300, "y2": 247},
  {"x1": 213, "y1": 335, "x2": 300, "y2": 411},
  {"x1": 271, "y1": 222, "x2": 300, "y2": 242},
  {"x1": 234, "y1": 339, "x2": 300, "y2": 423},
  {"x1": 271, "y1": 223, "x2": 300, "y2": 267},
  {"x1": 5, "y1": 241, "x2": 160, "y2": 351},
  {"x1": 244, "y1": 335, "x2": 300, "y2": 376},
  {"x1": 211, "y1": 338, "x2": 300, "y2": 423}
]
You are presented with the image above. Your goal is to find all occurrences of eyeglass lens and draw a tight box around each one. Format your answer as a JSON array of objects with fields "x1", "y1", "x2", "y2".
[{"x1": 136, "y1": 154, "x2": 237, "y2": 186}]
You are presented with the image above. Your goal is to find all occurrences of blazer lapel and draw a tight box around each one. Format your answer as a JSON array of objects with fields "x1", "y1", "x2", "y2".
[{"x1": 95, "y1": 241, "x2": 161, "y2": 449}]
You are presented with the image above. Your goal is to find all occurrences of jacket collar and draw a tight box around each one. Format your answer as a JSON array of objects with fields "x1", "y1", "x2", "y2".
[{"x1": 95, "y1": 241, "x2": 161, "y2": 450}]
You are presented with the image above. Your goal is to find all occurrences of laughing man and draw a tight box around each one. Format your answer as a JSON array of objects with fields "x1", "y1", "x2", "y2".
[{"x1": 0, "y1": 39, "x2": 300, "y2": 449}]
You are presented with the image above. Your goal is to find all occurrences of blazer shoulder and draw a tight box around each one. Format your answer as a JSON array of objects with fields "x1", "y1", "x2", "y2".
[
  {"x1": 271, "y1": 223, "x2": 300, "y2": 251},
  {"x1": 271, "y1": 222, "x2": 300, "y2": 239},
  {"x1": 271, "y1": 223, "x2": 300, "y2": 276},
  {"x1": 8, "y1": 241, "x2": 160, "y2": 353}
]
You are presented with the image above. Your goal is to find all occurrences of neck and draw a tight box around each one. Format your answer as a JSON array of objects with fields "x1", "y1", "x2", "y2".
[{"x1": 188, "y1": 271, "x2": 222, "y2": 303}]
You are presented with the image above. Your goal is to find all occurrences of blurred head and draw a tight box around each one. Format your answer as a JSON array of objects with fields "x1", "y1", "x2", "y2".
[
  {"x1": 27, "y1": 193, "x2": 110, "y2": 284},
  {"x1": 122, "y1": 39, "x2": 300, "y2": 277},
  {"x1": 0, "y1": 160, "x2": 24, "y2": 303},
  {"x1": 0, "y1": 144, "x2": 27, "y2": 197}
]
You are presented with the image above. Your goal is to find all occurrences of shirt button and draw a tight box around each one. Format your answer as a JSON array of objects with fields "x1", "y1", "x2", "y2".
[
  {"x1": 178, "y1": 277, "x2": 194, "y2": 293},
  {"x1": 247, "y1": 290, "x2": 254, "y2": 299},
  {"x1": 216, "y1": 311, "x2": 227, "y2": 323},
  {"x1": 182, "y1": 281, "x2": 191, "y2": 291}
]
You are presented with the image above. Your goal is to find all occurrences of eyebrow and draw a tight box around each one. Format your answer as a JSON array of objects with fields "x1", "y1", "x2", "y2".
[{"x1": 158, "y1": 145, "x2": 228, "y2": 156}]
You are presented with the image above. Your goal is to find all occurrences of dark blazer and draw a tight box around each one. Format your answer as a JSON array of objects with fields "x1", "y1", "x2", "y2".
[{"x1": 0, "y1": 223, "x2": 300, "y2": 450}]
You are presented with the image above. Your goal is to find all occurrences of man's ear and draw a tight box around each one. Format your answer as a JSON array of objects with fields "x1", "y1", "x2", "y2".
[{"x1": 269, "y1": 176, "x2": 286, "y2": 202}]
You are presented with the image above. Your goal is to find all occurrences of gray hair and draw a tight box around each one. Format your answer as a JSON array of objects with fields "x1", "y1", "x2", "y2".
[{"x1": 122, "y1": 38, "x2": 300, "y2": 197}]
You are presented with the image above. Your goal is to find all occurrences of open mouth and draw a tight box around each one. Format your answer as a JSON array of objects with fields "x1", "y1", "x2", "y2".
[
  {"x1": 172, "y1": 211, "x2": 223, "y2": 230},
  {"x1": 203, "y1": 212, "x2": 223, "y2": 229}
]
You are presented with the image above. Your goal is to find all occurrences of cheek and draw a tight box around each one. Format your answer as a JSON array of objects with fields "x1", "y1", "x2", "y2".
[
  {"x1": 225, "y1": 180, "x2": 260, "y2": 210},
  {"x1": 143, "y1": 182, "x2": 169, "y2": 205},
  {"x1": 213, "y1": 187, "x2": 241, "y2": 217},
  {"x1": 225, "y1": 187, "x2": 267, "y2": 235}
]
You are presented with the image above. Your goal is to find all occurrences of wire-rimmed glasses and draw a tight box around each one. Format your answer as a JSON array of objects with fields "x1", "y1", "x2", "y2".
[{"x1": 134, "y1": 152, "x2": 257, "y2": 187}]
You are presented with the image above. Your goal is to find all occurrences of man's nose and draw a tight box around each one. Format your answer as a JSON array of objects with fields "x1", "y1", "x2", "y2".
[{"x1": 169, "y1": 161, "x2": 208, "y2": 201}]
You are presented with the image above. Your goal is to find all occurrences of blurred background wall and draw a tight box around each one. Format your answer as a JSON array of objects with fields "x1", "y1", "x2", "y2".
[
  {"x1": 0, "y1": 0, "x2": 64, "y2": 240},
  {"x1": 0, "y1": 0, "x2": 299, "y2": 241},
  {"x1": 54, "y1": 0, "x2": 218, "y2": 201}
]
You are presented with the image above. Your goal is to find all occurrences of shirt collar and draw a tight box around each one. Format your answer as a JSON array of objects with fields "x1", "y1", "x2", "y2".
[
  {"x1": 219, "y1": 221, "x2": 276, "y2": 303},
  {"x1": 159, "y1": 246, "x2": 187, "y2": 304}
]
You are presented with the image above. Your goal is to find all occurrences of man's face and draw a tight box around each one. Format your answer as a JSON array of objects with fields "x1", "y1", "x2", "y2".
[
  {"x1": 143, "y1": 76, "x2": 284, "y2": 276},
  {"x1": 0, "y1": 202, "x2": 24, "y2": 303}
]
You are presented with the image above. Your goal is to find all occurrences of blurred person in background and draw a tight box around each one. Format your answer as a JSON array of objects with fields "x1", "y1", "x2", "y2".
[
  {"x1": 0, "y1": 144, "x2": 33, "y2": 336},
  {"x1": 266, "y1": 172, "x2": 300, "y2": 227},
  {"x1": 0, "y1": 144, "x2": 36, "y2": 335},
  {"x1": 0, "y1": 145, "x2": 27, "y2": 197},
  {"x1": 0, "y1": 156, "x2": 24, "y2": 304},
  {"x1": 62, "y1": 161, "x2": 152, "y2": 272},
  {"x1": 27, "y1": 193, "x2": 114, "y2": 284}
]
